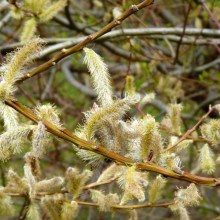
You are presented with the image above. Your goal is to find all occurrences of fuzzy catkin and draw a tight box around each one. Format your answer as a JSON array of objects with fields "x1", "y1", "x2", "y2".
[
  {"x1": 39, "y1": 0, "x2": 67, "y2": 22},
  {"x1": 199, "y1": 144, "x2": 215, "y2": 174},
  {"x1": 20, "y1": 18, "x2": 37, "y2": 43},
  {"x1": 83, "y1": 47, "x2": 113, "y2": 106}
]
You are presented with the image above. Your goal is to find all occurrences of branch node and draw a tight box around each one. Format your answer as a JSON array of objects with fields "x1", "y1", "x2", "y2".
[
  {"x1": 87, "y1": 35, "x2": 94, "y2": 41},
  {"x1": 92, "y1": 145, "x2": 99, "y2": 150},
  {"x1": 130, "y1": 5, "x2": 139, "y2": 12},
  {"x1": 61, "y1": 48, "x2": 67, "y2": 53},
  {"x1": 173, "y1": 168, "x2": 184, "y2": 175},
  {"x1": 114, "y1": 20, "x2": 121, "y2": 25}
]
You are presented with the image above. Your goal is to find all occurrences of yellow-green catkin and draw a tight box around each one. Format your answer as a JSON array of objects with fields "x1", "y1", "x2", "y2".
[
  {"x1": 148, "y1": 175, "x2": 166, "y2": 204},
  {"x1": 0, "y1": 38, "x2": 43, "y2": 100},
  {"x1": 41, "y1": 195, "x2": 64, "y2": 220},
  {"x1": 35, "y1": 104, "x2": 62, "y2": 128},
  {"x1": 32, "y1": 121, "x2": 48, "y2": 158},
  {"x1": 128, "y1": 209, "x2": 138, "y2": 220},
  {"x1": 198, "y1": 144, "x2": 215, "y2": 174},
  {"x1": 84, "y1": 95, "x2": 140, "y2": 140},
  {"x1": 65, "y1": 167, "x2": 92, "y2": 199},
  {"x1": 20, "y1": 18, "x2": 37, "y2": 43},
  {"x1": 97, "y1": 163, "x2": 123, "y2": 182},
  {"x1": 200, "y1": 119, "x2": 220, "y2": 145},
  {"x1": 4, "y1": 170, "x2": 29, "y2": 194},
  {"x1": 61, "y1": 201, "x2": 78, "y2": 220},
  {"x1": 26, "y1": 201, "x2": 41, "y2": 220},
  {"x1": 0, "y1": 104, "x2": 18, "y2": 130},
  {"x1": 140, "y1": 115, "x2": 163, "y2": 162},
  {"x1": 0, "y1": 188, "x2": 14, "y2": 216},
  {"x1": 117, "y1": 165, "x2": 148, "y2": 204},
  {"x1": 90, "y1": 189, "x2": 119, "y2": 212},
  {"x1": 35, "y1": 177, "x2": 64, "y2": 193},
  {"x1": 125, "y1": 75, "x2": 136, "y2": 96},
  {"x1": 39, "y1": 0, "x2": 67, "y2": 22},
  {"x1": 24, "y1": 152, "x2": 41, "y2": 177},
  {"x1": 175, "y1": 183, "x2": 202, "y2": 207},
  {"x1": 162, "y1": 103, "x2": 183, "y2": 135},
  {"x1": 83, "y1": 47, "x2": 113, "y2": 106}
]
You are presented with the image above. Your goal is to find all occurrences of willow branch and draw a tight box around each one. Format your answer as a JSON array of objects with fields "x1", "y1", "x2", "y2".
[
  {"x1": 7, "y1": 192, "x2": 175, "y2": 209},
  {"x1": 83, "y1": 176, "x2": 119, "y2": 190},
  {"x1": 75, "y1": 201, "x2": 175, "y2": 209},
  {"x1": 5, "y1": 99, "x2": 220, "y2": 186},
  {"x1": 16, "y1": 0, "x2": 154, "y2": 83}
]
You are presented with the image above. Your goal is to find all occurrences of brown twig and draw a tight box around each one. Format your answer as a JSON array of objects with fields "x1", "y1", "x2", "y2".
[
  {"x1": 83, "y1": 175, "x2": 119, "y2": 190},
  {"x1": 7, "y1": 191, "x2": 175, "y2": 209},
  {"x1": 16, "y1": 0, "x2": 154, "y2": 83},
  {"x1": 75, "y1": 200, "x2": 175, "y2": 209},
  {"x1": 165, "y1": 106, "x2": 214, "y2": 152},
  {"x1": 173, "y1": 0, "x2": 193, "y2": 64}
]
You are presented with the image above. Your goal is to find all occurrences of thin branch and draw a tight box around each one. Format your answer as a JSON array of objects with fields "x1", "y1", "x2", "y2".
[
  {"x1": 83, "y1": 176, "x2": 119, "y2": 190},
  {"x1": 1, "y1": 28, "x2": 220, "y2": 52},
  {"x1": 165, "y1": 106, "x2": 214, "y2": 152},
  {"x1": 174, "y1": 0, "x2": 193, "y2": 63},
  {"x1": 7, "y1": 192, "x2": 175, "y2": 209},
  {"x1": 199, "y1": 0, "x2": 220, "y2": 29},
  {"x1": 15, "y1": 0, "x2": 154, "y2": 83},
  {"x1": 75, "y1": 200, "x2": 175, "y2": 209}
]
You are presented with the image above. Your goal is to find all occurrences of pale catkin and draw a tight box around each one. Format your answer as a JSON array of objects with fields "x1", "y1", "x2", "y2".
[
  {"x1": 175, "y1": 183, "x2": 202, "y2": 207},
  {"x1": 41, "y1": 195, "x2": 64, "y2": 220},
  {"x1": 117, "y1": 166, "x2": 148, "y2": 204},
  {"x1": 179, "y1": 205, "x2": 190, "y2": 220},
  {"x1": 35, "y1": 177, "x2": 64, "y2": 193},
  {"x1": 61, "y1": 201, "x2": 78, "y2": 220},
  {"x1": 74, "y1": 147, "x2": 105, "y2": 166},
  {"x1": 125, "y1": 75, "x2": 136, "y2": 96},
  {"x1": 140, "y1": 115, "x2": 163, "y2": 162},
  {"x1": 139, "y1": 93, "x2": 155, "y2": 107},
  {"x1": 65, "y1": 167, "x2": 93, "y2": 199},
  {"x1": 24, "y1": 164, "x2": 36, "y2": 197},
  {"x1": 200, "y1": 119, "x2": 220, "y2": 145},
  {"x1": 199, "y1": 144, "x2": 215, "y2": 174},
  {"x1": 32, "y1": 121, "x2": 48, "y2": 158},
  {"x1": 97, "y1": 163, "x2": 124, "y2": 182},
  {"x1": 83, "y1": 47, "x2": 113, "y2": 106},
  {"x1": 128, "y1": 210, "x2": 138, "y2": 220},
  {"x1": 0, "y1": 188, "x2": 14, "y2": 216},
  {"x1": 24, "y1": 152, "x2": 41, "y2": 177},
  {"x1": 148, "y1": 175, "x2": 167, "y2": 204},
  {"x1": 0, "y1": 104, "x2": 18, "y2": 130},
  {"x1": 26, "y1": 201, "x2": 41, "y2": 220},
  {"x1": 4, "y1": 170, "x2": 29, "y2": 194},
  {"x1": 39, "y1": 0, "x2": 67, "y2": 22},
  {"x1": 174, "y1": 139, "x2": 193, "y2": 153},
  {"x1": 25, "y1": 0, "x2": 47, "y2": 13},
  {"x1": 3, "y1": 38, "x2": 44, "y2": 85},
  {"x1": 162, "y1": 103, "x2": 183, "y2": 135},
  {"x1": 0, "y1": 125, "x2": 35, "y2": 161},
  {"x1": 85, "y1": 95, "x2": 140, "y2": 139},
  {"x1": 35, "y1": 104, "x2": 62, "y2": 128},
  {"x1": 90, "y1": 189, "x2": 119, "y2": 212}
]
